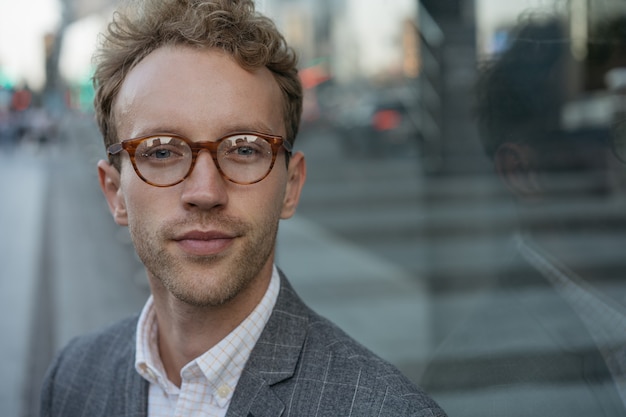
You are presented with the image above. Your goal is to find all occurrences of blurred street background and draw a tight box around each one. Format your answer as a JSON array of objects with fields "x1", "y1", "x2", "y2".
[{"x1": 3, "y1": 0, "x2": 626, "y2": 416}]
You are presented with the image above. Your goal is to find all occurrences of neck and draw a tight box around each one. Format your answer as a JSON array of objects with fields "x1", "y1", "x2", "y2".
[{"x1": 148, "y1": 268, "x2": 272, "y2": 387}]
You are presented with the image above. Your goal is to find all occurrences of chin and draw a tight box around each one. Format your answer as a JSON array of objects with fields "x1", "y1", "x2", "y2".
[{"x1": 163, "y1": 266, "x2": 257, "y2": 308}]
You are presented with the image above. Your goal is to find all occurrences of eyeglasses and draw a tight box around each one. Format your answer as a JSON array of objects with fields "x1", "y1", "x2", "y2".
[{"x1": 107, "y1": 131, "x2": 292, "y2": 187}]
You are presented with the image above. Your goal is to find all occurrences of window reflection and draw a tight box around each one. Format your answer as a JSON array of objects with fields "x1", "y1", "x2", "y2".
[{"x1": 417, "y1": 3, "x2": 626, "y2": 416}]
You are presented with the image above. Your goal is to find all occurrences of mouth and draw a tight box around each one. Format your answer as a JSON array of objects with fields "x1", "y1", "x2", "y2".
[{"x1": 173, "y1": 230, "x2": 237, "y2": 256}]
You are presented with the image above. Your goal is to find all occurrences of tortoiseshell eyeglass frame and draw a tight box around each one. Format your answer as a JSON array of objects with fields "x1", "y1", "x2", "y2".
[{"x1": 107, "y1": 131, "x2": 293, "y2": 187}]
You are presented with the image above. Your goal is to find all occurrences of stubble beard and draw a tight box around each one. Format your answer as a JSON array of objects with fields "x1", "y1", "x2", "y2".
[{"x1": 129, "y1": 212, "x2": 279, "y2": 308}]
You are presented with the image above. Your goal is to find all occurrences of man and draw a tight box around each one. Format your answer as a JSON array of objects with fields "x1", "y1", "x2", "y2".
[
  {"x1": 420, "y1": 15, "x2": 626, "y2": 417},
  {"x1": 39, "y1": 1, "x2": 446, "y2": 416}
]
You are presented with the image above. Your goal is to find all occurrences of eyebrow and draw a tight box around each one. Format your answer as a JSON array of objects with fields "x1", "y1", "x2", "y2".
[{"x1": 218, "y1": 122, "x2": 277, "y2": 135}]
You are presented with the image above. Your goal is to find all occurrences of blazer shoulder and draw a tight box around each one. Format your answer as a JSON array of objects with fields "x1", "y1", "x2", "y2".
[
  {"x1": 305, "y1": 312, "x2": 426, "y2": 388},
  {"x1": 40, "y1": 316, "x2": 145, "y2": 417},
  {"x1": 56, "y1": 315, "x2": 138, "y2": 367},
  {"x1": 293, "y1": 306, "x2": 446, "y2": 416}
]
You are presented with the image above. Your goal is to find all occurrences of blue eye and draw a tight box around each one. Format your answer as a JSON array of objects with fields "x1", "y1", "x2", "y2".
[
  {"x1": 220, "y1": 137, "x2": 267, "y2": 161},
  {"x1": 235, "y1": 146, "x2": 257, "y2": 156},
  {"x1": 153, "y1": 149, "x2": 172, "y2": 159}
]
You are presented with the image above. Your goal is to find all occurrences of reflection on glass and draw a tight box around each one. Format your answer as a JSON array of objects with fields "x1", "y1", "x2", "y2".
[{"x1": 419, "y1": 4, "x2": 626, "y2": 417}]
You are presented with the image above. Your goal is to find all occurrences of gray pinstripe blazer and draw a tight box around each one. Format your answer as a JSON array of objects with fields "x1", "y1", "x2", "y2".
[{"x1": 40, "y1": 272, "x2": 446, "y2": 417}]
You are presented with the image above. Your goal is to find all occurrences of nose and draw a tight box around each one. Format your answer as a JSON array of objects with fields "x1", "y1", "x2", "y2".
[{"x1": 180, "y1": 150, "x2": 229, "y2": 210}]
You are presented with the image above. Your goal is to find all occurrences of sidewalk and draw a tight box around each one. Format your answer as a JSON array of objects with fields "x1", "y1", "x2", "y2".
[{"x1": 0, "y1": 150, "x2": 46, "y2": 417}]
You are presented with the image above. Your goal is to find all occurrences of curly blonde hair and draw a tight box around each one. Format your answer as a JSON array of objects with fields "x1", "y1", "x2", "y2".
[{"x1": 93, "y1": 0, "x2": 302, "y2": 162}]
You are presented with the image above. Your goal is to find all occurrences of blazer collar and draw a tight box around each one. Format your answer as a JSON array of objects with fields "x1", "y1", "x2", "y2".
[{"x1": 226, "y1": 270, "x2": 310, "y2": 417}]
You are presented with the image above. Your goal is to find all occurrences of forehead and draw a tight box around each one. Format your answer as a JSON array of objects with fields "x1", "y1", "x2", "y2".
[{"x1": 113, "y1": 45, "x2": 285, "y2": 138}]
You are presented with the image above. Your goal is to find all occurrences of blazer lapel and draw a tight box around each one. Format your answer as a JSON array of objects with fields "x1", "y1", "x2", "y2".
[
  {"x1": 124, "y1": 354, "x2": 149, "y2": 417},
  {"x1": 119, "y1": 318, "x2": 149, "y2": 417},
  {"x1": 227, "y1": 272, "x2": 310, "y2": 417},
  {"x1": 232, "y1": 380, "x2": 286, "y2": 417}
]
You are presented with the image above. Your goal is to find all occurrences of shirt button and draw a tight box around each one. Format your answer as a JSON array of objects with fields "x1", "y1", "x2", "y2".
[{"x1": 217, "y1": 385, "x2": 232, "y2": 398}]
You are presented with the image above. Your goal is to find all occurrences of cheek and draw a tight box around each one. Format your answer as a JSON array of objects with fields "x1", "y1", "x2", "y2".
[
  {"x1": 120, "y1": 171, "x2": 167, "y2": 223},
  {"x1": 240, "y1": 182, "x2": 287, "y2": 223}
]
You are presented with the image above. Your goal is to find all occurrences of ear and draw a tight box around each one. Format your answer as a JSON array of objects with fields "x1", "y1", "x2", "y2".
[
  {"x1": 494, "y1": 143, "x2": 543, "y2": 200},
  {"x1": 280, "y1": 151, "x2": 306, "y2": 219},
  {"x1": 97, "y1": 159, "x2": 128, "y2": 226}
]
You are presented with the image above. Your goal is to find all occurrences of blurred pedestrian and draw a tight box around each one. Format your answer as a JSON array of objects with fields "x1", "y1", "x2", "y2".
[
  {"x1": 39, "y1": 1, "x2": 446, "y2": 416},
  {"x1": 0, "y1": 87, "x2": 13, "y2": 150}
]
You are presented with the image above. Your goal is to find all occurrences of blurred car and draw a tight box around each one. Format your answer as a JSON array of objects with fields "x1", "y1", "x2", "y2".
[{"x1": 333, "y1": 86, "x2": 420, "y2": 157}]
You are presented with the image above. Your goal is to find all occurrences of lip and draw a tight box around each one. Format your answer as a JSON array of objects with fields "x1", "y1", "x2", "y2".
[{"x1": 173, "y1": 230, "x2": 236, "y2": 256}]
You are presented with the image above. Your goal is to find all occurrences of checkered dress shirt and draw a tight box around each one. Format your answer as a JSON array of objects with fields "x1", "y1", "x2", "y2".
[{"x1": 134, "y1": 267, "x2": 280, "y2": 417}]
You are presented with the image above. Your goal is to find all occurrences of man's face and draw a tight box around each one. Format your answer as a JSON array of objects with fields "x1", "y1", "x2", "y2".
[{"x1": 99, "y1": 46, "x2": 305, "y2": 307}]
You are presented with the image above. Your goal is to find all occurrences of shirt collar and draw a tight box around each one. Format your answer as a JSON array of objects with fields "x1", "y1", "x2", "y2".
[{"x1": 134, "y1": 265, "x2": 281, "y2": 406}]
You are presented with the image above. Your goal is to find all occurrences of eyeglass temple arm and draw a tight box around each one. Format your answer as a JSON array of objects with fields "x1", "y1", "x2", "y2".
[
  {"x1": 282, "y1": 139, "x2": 293, "y2": 154},
  {"x1": 107, "y1": 143, "x2": 124, "y2": 155}
]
